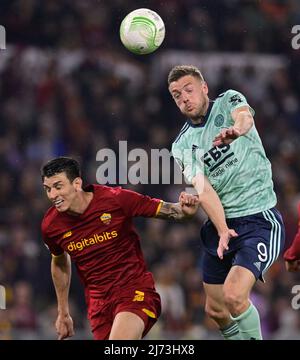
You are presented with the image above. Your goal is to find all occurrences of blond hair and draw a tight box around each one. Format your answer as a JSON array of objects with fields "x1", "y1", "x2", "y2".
[{"x1": 168, "y1": 65, "x2": 204, "y2": 85}]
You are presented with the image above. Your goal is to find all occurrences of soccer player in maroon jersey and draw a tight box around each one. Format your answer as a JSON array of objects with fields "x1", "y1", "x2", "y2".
[
  {"x1": 41, "y1": 157, "x2": 200, "y2": 340},
  {"x1": 284, "y1": 203, "x2": 300, "y2": 272}
]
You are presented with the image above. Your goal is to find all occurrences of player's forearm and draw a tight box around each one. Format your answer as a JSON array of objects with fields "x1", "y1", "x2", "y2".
[
  {"x1": 51, "y1": 253, "x2": 72, "y2": 315},
  {"x1": 155, "y1": 202, "x2": 193, "y2": 221},
  {"x1": 193, "y1": 175, "x2": 228, "y2": 235},
  {"x1": 233, "y1": 110, "x2": 254, "y2": 136}
]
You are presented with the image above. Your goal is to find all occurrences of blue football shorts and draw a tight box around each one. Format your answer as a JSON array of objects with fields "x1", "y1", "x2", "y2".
[{"x1": 201, "y1": 207, "x2": 285, "y2": 284}]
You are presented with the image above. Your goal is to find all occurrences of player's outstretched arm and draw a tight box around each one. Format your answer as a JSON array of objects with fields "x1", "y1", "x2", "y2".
[
  {"x1": 155, "y1": 192, "x2": 199, "y2": 221},
  {"x1": 51, "y1": 252, "x2": 75, "y2": 340},
  {"x1": 192, "y1": 173, "x2": 238, "y2": 259}
]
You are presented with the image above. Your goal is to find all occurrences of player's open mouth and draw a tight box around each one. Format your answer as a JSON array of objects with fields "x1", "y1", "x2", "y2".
[{"x1": 54, "y1": 200, "x2": 64, "y2": 207}]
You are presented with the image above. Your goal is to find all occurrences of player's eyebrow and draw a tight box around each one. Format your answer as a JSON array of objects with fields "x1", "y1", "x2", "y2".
[
  {"x1": 53, "y1": 181, "x2": 63, "y2": 186},
  {"x1": 171, "y1": 82, "x2": 193, "y2": 95},
  {"x1": 43, "y1": 181, "x2": 63, "y2": 189},
  {"x1": 182, "y1": 82, "x2": 193, "y2": 88},
  {"x1": 171, "y1": 89, "x2": 180, "y2": 95}
]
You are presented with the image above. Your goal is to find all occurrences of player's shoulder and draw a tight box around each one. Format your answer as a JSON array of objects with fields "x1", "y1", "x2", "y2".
[
  {"x1": 172, "y1": 122, "x2": 191, "y2": 147},
  {"x1": 92, "y1": 184, "x2": 128, "y2": 206},
  {"x1": 92, "y1": 184, "x2": 122, "y2": 198},
  {"x1": 215, "y1": 89, "x2": 244, "y2": 102},
  {"x1": 41, "y1": 206, "x2": 60, "y2": 235},
  {"x1": 95, "y1": 184, "x2": 144, "y2": 210}
]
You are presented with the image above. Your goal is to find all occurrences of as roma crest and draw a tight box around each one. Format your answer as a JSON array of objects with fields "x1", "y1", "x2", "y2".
[{"x1": 100, "y1": 213, "x2": 112, "y2": 225}]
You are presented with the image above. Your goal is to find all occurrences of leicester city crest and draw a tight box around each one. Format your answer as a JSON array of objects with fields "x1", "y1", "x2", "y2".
[{"x1": 214, "y1": 114, "x2": 224, "y2": 127}]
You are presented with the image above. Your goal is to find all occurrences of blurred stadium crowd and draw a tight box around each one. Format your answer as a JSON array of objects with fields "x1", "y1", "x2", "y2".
[{"x1": 1, "y1": 0, "x2": 300, "y2": 340}]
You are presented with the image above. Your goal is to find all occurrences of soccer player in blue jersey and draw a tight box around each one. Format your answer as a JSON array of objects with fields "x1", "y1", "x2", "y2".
[{"x1": 168, "y1": 65, "x2": 285, "y2": 340}]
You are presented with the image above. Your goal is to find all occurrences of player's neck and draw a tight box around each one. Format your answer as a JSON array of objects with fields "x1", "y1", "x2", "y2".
[{"x1": 67, "y1": 191, "x2": 94, "y2": 216}]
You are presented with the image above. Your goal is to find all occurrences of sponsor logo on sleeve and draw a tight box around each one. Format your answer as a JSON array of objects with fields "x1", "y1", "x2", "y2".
[
  {"x1": 229, "y1": 94, "x2": 243, "y2": 107},
  {"x1": 133, "y1": 290, "x2": 145, "y2": 302}
]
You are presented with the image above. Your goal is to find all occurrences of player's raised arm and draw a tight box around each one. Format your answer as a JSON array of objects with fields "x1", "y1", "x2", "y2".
[
  {"x1": 155, "y1": 192, "x2": 199, "y2": 221},
  {"x1": 51, "y1": 252, "x2": 74, "y2": 340},
  {"x1": 192, "y1": 173, "x2": 238, "y2": 259},
  {"x1": 213, "y1": 105, "x2": 254, "y2": 147}
]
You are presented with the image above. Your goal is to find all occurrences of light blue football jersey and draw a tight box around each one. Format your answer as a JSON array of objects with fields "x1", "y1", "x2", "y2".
[{"x1": 172, "y1": 89, "x2": 277, "y2": 218}]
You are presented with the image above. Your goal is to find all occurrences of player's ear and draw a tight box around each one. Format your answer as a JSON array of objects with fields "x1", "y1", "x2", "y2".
[
  {"x1": 73, "y1": 177, "x2": 82, "y2": 191},
  {"x1": 202, "y1": 81, "x2": 208, "y2": 95}
]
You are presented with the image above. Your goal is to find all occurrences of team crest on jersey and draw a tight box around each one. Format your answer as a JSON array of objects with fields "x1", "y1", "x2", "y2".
[
  {"x1": 100, "y1": 213, "x2": 112, "y2": 225},
  {"x1": 63, "y1": 231, "x2": 72, "y2": 239},
  {"x1": 214, "y1": 114, "x2": 224, "y2": 127}
]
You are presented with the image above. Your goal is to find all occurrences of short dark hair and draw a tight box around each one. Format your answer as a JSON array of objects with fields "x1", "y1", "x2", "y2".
[
  {"x1": 41, "y1": 157, "x2": 81, "y2": 182},
  {"x1": 168, "y1": 65, "x2": 204, "y2": 85}
]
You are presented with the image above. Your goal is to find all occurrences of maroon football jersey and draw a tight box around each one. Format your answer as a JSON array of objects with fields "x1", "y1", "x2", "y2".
[
  {"x1": 41, "y1": 185, "x2": 162, "y2": 297},
  {"x1": 284, "y1": 203, "x2": 300, "y2": 261}
]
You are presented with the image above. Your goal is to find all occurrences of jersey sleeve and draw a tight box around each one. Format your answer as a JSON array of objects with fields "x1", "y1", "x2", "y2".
[
  {"x1": 284, "y1": 229, "x2": 300, "y2": 261},
  {"x1": 224, "y1": 89, "x2": 255, "y2": 118},
  {"x1": 172, "y1": 140, "x2": 204, "y2": 184},
  {"x1": 284, "y1": 204, "x2": 300, "y2": 261},
  {"x1": 113, "y1": 187, "x2": 162, "y2": 217},
  {"x1": 41, "y1": 219, "x2": 64, "y2": 256}
]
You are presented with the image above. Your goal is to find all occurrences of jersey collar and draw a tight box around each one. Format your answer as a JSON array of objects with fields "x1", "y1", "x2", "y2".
[{"x1": 187, "y1": 100, "x2": 214, "y2": 128}]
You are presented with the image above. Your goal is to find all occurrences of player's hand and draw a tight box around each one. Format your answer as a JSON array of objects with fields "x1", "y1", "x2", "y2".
[
  {"x1": 55, "y1": 313, "x2": 75, "y2": 340},
  {"x1": 285, "y1": 259, "x2": 300, "y2": 272},
  {"x1": 179, "y1": 192, "x2": 199, "y2": 217},
  {"x1": 213, "y1": 127, "x2": 241, "y2": 147},
  {"x1": 217, "y1": 229, "x2": 238, "y2": 259}
]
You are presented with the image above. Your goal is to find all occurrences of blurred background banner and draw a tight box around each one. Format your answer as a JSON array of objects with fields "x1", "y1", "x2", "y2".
[{"x1": 0, "y1": 0, "x2": 300, "y2": 340}]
